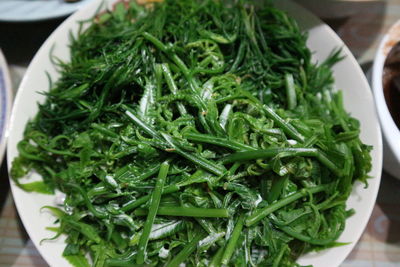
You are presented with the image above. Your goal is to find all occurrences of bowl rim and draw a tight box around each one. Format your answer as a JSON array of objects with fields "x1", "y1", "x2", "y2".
[
  {"x1": 0, "y1": 49, "x2": 13, "y2": 164},
  {"x1": 372, "y1": 19, "x2": 400, "y2": 165}
]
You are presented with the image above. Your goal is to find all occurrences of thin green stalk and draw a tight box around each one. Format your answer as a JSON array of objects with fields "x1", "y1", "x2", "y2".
[
  {"x1": 263, "y1": 105, "x2": 305, "y2": 142},
  {"x1": 222, "y1": 148, "x2": 318, "y2": 163},
  {"x1": 142, "y1": 31, "x2": 190, "y2": 77},
  {"x1": 124, "y1": 108, "x2": 163, "y2": 140},
  {"x1": 134, "y1": 164, "x2": 161, "y2": 182},
  {"x1": 175, "y1": 145, "x2": 226, "y2": 176},
  {"x1": 222, "y1": 148, "x2": 342, "y2": 177},
  {"x1": 161, "y1": 63, "x2": 188, "y2": 115},
  {"x1": 209, "y1": 246, "x2": 225, "y2": 267},
  {"x1": 134, "y1": 206, "x2": 229, "y2": 218},
  {"x1": 245, "y1": 185, "x2": 328, "y2": 227},
  {"x1": 316, "y1": 151, "x2": 343, "y2": 176},
  {"x1": 65, "y1": 183, "x2": 107, "y2": 219},
  {"x1": 161, "y1": 133, "x2": 226, "y2": 176},
  {"x1": 121, "y1": 185, "x2": 180, "y2": 212},
  {"x1": 136, "y1": 162, "x2": 169, "y2": 264},
  {"x1": 285, "y1": 73, "x2": 297, "y2": 110},
  {"x1": 221, "y1": 215, "x2": 245, "y2": 265},
  {"x1": 91, "y1": 123, "x2": 119, "y2": 138},
  {"x1": 229, "y1": 41, "x2": 246, "y2": 72},
  {"x1": 165, "y1": 230, "x2": 205, "y2": 267},
  {"x1": 316, "y1": 192, "x2": 339, "y2": 210},
  {"x1": 185, "y1": 132, "x2": 256, "y2": 151},
  {"x1": 272, "y1": 244, "x2": 288, "y2": 267},
  {"x1": 142, "y1": 32, "x2": 168, "y2": 52},
  {"x1": 277, "y1": 224, "x2": 340, "y2": 245}
]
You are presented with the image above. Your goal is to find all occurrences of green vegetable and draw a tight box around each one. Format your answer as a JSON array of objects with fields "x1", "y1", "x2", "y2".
[
  {"x1": 136, "y1": 161, "x2": 169, "y2": 264},
  {"x1": 11, "y1": 0, "x2": 372, "y2": 266},
  {"x1": 134, "y1": 206, "x2": 229, "y2": 218},
  {"x1": 221, "y1": 215, "x2": 245, "y2": 265}
]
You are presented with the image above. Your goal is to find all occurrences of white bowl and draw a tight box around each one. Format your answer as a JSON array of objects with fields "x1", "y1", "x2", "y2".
[
  {"x1": 0, "y1": 49, "x2": 13, "y2": 164},
  {"x1": 372, "y1": 20, "x2": 400, "y2": 179},
  {"x1": 294, "y1": 0, "x2": 378, "y2": 19},
  {"x1": 7, "y1": 0, "x2": 382, "y2": 266}
]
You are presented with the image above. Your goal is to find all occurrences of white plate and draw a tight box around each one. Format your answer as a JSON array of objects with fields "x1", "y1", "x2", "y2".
[
  {"x1": 0, "y1": 49, "x2": 13, "y2": 164},
  {"x1": 0, "y1": 0, "x2": 94, "y2": 22},
  {"x1": 7, "y1": 0, "x2": 383, "y2": 266}
]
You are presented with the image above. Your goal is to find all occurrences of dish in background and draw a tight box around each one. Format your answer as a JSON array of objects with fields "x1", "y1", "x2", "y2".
[
  {"x1": 0, "y1": 0, "x2": 94, "y2": 22},
  {"x1": 0, "y1": 49, "x2": 13, "y2": 164},
  {"x1": 7, "y1": 0, "x2": 382, "y2": 266},
  {"x1": 294, "y1": 0, "x2": 381, "y2": 19},
  {"x1": 372, "y1": 19, "x2": 400, "y2": 179}
]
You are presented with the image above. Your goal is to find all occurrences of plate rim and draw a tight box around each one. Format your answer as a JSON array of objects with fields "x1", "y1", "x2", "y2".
[{"x1": 0, "y1": 0, "x2": 94, "y2": 22}]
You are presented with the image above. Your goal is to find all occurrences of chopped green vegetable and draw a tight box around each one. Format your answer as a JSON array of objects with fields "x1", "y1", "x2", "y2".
[
  {"x1": 221, "y1": 214, "x2": 245, "y2": 265},
  {"x1": 11, "y1": 0, "x2": 372, "y2": 266},
  {"x1": 137, "y1": 161, "x2": 169, "y2": 264}
]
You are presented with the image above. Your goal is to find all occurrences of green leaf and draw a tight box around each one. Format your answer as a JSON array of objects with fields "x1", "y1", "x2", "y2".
[{"x1": 19, "y1": 181, "x2": 53, "y2": 195}]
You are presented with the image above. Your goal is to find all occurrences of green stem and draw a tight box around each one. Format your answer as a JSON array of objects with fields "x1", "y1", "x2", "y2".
[
  {"x1": 272, "y1": 244, "x2": 288, "y2": 267},
  {"x1": 155, "y1": 63, "x2": 163, "y2": 99},
  {"x1": 245, "y1": 185, "x2": 327, "y2": 227},
  {"x1": 221, "y1": 215, "x2": 245, "y2": 265},
  {"x1": 142, "y1": 31, "x2": 167, "y2": 52},
  {"x1": 121, "y1": 185, "x2": 180, "y2": 212},
  {"x1": 124, "y1": 108, "x2": 163, "y2": 140},
  {"x1": 65, "y1": 183, "x2": 107, "y2": 219},
  {"x1": 285, "y1": 73, "x2": 297, "y2": 110},
  {"x1": 91, "y1": 123, "x2": 119, "y2": 139},
  {"x1": 135, "y1": 206, "x2": 229, "y2": 218},
  {"x1": 229, "y1": 41, "x2": 246, "y2": 72},
  {"x1": 317, "y1": 151, "x2": 342, "y2": 177},
  {"x1": 165, "y1": 230, "x2": 205, "y2": 267},
  {"x1": 209, "y1": 246, "x2": 225, "y2": 267},
  {"x1": 142, "y1": 32, "x2": 190, "y2": 77},
  {"x1": 222, "y1": 148, "x2": 318, "y2": 163},
  {"x1": 161, "y1": 133, "x2": 226, "y2": 176},
  {"x1": 134, "y1": 164, "x2": 161, "y2": 182},
  {"x1": 185, "y1": 132, "x2": 256, "y2": 151},
  {"x1": 161, "y1": 63, "x2": 187, "y2": 115},
  {"x1": 263, "y1": 105, "x2": 304, "y2": 142},
  {"x1": 222, "y1": 148, "x2": 342, "y2": 177},
  {"x1": 277, "y1": 224, "x2": 340, "y2": 245},
  {"x1": 136, "y1": 162, "x2": 169, "y2": 264}
]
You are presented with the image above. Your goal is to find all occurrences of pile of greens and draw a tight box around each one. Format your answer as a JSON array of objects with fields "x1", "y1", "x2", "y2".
[{"x1": 11, "y1": 0, "x2": 372, "y2": 266}]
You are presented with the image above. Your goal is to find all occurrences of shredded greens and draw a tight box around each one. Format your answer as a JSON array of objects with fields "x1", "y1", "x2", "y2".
[{"x1": 11, "y1": 0, "x2": 372, "y2": 266}]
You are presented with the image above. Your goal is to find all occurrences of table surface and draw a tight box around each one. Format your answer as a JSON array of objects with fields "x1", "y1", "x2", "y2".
[{"x1": 1, "y1": 1, "x2": 400, "y2": 266}]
